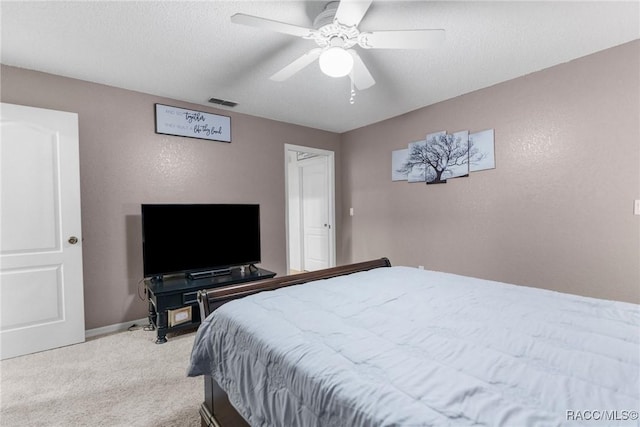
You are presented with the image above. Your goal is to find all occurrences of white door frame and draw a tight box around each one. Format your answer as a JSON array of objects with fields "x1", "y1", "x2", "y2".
[{"x1": 284, "y1": 144, "x2": 336, "y2": 272}]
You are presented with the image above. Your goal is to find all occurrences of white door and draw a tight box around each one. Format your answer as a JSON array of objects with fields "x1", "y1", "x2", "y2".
[
  {"x1": 0, "y1": 103, "x2": 85, "y2": 360},
  {"x1": 301, "y1": 156, "x2": 330, "y2": 271}
]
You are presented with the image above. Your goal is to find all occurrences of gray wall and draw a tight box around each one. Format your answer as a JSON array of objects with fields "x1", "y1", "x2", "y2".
[
  {"x1": 340, "y1": 40, "x2": 640, "y2": 304},
  {"x1": 1, "y1": 65, "x2": 342, "y2": 329}
]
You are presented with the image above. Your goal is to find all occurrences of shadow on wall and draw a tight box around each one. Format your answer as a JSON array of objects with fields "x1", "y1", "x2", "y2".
[{"x1": 125, "y1": 214, "x2": 147, "y2": 319}]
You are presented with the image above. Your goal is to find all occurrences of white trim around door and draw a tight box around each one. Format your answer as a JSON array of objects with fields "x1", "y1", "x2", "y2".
[{"x1": 284, "y1": 144, "x2": 336, "y2": 273}]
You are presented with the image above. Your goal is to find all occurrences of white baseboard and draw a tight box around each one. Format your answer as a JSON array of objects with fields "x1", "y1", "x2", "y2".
[{"x1": 85, "y1": 317, "x2": 149, "y2": 339}]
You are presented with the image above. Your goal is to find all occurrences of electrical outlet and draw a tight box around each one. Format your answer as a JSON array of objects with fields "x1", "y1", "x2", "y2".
[{"x1": 418, "y1": 265, "x2": 425, "y2": 270}]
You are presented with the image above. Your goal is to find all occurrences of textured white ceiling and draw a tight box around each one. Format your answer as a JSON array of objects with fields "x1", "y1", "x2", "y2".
[{"x1": 1, "y1": 1, "x2": 638, "y2": 133}]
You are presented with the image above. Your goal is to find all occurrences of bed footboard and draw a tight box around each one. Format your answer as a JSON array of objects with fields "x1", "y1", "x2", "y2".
[
  {"x1": 197, "y1": 257, "x2": 391, "y2": 319},
  {"x1": 196, "y1": 258, "x2": 392, "y2": 427}
]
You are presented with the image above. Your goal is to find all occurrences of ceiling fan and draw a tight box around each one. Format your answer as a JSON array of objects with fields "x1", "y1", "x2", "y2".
[{"x1": 231, "y1": 0, "x2": 445, "y2": 93}]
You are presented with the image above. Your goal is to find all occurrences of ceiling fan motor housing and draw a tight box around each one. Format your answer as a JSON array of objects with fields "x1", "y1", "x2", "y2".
[{"x1": 309, "y1": 3, "x2": 361, "y2": 50}]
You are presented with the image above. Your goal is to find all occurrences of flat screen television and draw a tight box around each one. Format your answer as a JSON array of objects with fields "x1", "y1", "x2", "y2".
[{"x1": 141, "y1": 203, "x2": 261, "y2": 279}]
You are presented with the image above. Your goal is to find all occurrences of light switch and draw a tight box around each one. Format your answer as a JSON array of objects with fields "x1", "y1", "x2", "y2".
[
  {"x1": 349, "y1": 207, "x2": 354, "y2": 216},
  {"x1": 635, "y1": 200, "x2": 640, "y2": 216}
]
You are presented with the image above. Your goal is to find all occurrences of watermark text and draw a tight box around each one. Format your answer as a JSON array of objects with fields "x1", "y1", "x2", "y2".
[{"x1": 567, "y1": 410, "x2": 639, "y2": 422}]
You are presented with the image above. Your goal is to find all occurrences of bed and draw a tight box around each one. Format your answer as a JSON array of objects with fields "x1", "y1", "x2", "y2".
[{"x1": 187, "y1": 258, "x2": 639, "y2": 427}]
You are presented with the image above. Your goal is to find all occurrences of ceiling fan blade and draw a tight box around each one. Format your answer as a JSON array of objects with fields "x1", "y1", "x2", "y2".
[
  {"x1": 231, "y1": 13, "x2": 314, "y2": 38},
  {"x1": 335, "y1": 0, "x2": 373, "y2": 27},
  {"x1": 348, "y1": 49, "x2": 375, "y2": 90},
  {"x1": 360, "y1": 29, "x2": 445, "y2": 49},
  {"x1": 270, "y1": 48, "x2": 323, "y2": 82}
]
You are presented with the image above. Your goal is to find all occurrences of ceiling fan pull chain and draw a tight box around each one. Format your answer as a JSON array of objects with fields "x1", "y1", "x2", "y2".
[{"x1": 349, "y1": 77, "x2": 356, "y2": 104}]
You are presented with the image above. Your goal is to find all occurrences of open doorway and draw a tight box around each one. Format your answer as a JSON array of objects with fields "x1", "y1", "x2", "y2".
[{"x1": 285, "y1": 144, "x2": 336, "y2": 275}]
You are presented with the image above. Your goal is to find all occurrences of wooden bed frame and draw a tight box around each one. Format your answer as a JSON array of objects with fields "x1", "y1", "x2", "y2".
[{"x1": 195, "y1": 258, "x2": 392, "y2": 427}]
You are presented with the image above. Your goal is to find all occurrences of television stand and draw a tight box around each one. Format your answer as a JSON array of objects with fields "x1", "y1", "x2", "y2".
[{"x1": 145, "y1": 266, "x2": 276, "y2": 343}]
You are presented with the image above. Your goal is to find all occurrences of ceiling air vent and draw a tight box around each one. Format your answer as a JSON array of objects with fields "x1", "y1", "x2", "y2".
[{"x1": 208, "y1": 97, "x2": 238, "y2": 108}]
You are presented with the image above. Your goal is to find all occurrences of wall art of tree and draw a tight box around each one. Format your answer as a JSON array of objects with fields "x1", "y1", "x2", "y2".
[
  {"x1": 397, "y1": 133, "x2": 478, "y2": 184},
  {"x1": 468, "y1": 129, "x2": 493, "y2": 172}
]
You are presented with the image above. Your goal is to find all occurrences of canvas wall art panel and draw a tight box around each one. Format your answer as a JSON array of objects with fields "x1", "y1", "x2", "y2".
[
  {"x1": 440, "y1": 130, "x2": 470, "y2": 180},
  {"x1": 405, "y1": 139, "x2": 428, "y2": 183},
  {"x1": 469, "y1": 129, "x2": 495, "y2": 172},
  {"x1": 392, "y1": 148, "x2": 409, "y2": 181}
]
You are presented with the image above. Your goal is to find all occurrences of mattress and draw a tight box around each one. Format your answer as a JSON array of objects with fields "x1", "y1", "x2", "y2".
[{"x1": 187, "y1": 266, "x2": 640, "y2": 426}]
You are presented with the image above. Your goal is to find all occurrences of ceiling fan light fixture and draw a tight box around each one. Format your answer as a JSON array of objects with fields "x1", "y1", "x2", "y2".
[{"x1": 319, "y1": 47, "x2": 353, "y2": 78}]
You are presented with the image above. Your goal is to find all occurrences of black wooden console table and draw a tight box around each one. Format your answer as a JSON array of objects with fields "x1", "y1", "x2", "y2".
[{"x1": 145, "y1": 267, "x2": 276, "y2": 343}]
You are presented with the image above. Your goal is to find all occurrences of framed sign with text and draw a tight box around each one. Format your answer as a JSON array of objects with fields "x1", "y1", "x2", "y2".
[{"x1": 154, "y1": 104, "x2": 231, "y2": 142}]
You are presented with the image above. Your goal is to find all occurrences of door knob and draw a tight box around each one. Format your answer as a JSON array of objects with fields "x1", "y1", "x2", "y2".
[{"x1": 68, "y1": 236, "x2": 79, "y2": 245}]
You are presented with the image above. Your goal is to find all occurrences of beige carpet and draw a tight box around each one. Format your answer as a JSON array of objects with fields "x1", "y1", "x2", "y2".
[{"x1": 0, "y1": 326, "x2": 202, "y2": 427}]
